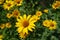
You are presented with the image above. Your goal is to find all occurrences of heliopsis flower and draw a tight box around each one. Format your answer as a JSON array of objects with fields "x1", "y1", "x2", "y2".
[
  {"x1": 12, "y1": 9, "x2": 20, "y2": 18},
  {"x1": 16, "y1": 14, "x2": 39, "y2": 38},
  {"x1": 48, "y1": 20, "x2": 57, "y2": 30},
  {"x1": 43, "y1": 9, "x2": 49, "y2": 13},
  {"x1": 43, "y1": 20, "x2": 50, "y2": 27},
  {"x1": 3, "y1": 1, "x2": 15, "y2": 10},
  {"x1": 19, "y1": 32, "x2": 28, "y2": 38},
  {"x1": 0, "y1": 35, "x2": 3, "y2": 40},
  {"x1": 6, "y1": 13, "x2": 12, "y2": 18},
  {"x1": 5, "y1": 22, "x2": 11, "y2": 28},
  {"x1": 14, "y1": 0, "x2": 23, "y2": 6},
  {"x1": 52, "y1": 1, "x2": 60, "y2": 9},
  {"x1": 0, "y1": 0, "x2": 4, "y2": 4},
  {"x1": 43, "y1": 20, "x2": 57, "y2": 30},
  {"x1": 36, "y1": 11, "x2": 42, "y2": 17},
  {"x1": 0, "y1": 24, "x2": 5, "y2": 29}
]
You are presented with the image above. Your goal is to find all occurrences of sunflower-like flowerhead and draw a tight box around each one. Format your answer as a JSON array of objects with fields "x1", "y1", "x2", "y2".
[
  {"x1": 5, "y1": 22, "x2": 11, "y2": 28},
  {"x1": 36, "y1": 11, "x2": 42, "y2": 17},
  {"x1": 12, "y1": 9, "x2": 20, "y2": 18},
  {"x1": 52, "y1": 1, "x2": 60, "y2": 9},
  {"x1": 43, "y1": 20, "x2": 57, "y2": 30},
  {"x1": 16, "y1": 14, "x2": 40, "y2": 38},
  {"x1": 43, "y1": 20, "x2": 50, "y2": 27},
  {"x1": 0, "y1": 24, "x2": 5, "y2": 29},
  {"x1": 3, "y1": 0, "x2": 15, "y2": 10},
  {"x1": 6, "y1": 13, "x2": 13, "y2": 18},
  {"x1": 14, "y1": 0, "x2": 23, "y2": 6},
  {"x1": 49, "y1": 20, "x2": 57, "y2": 30}
]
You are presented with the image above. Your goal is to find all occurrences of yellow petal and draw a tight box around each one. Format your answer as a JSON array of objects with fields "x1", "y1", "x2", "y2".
[
  {"x1": 23, "y1": 14, "x2": 26, "y2": 19},
  {"x1": 28, "y1": 28, "x2": 33, "y2": 32},
  {"x1": 17, "y1": 27, "x2": 24, "y2": 33},
  {"x1": 23, "y1": 28, "x2": 28, "y2": 34},
  {"x1": 27, "y1": 15, "x2": 31, "y2": 20},
  {"x1": 20, "y1": 16, "x2": 23, "y2": 20}
]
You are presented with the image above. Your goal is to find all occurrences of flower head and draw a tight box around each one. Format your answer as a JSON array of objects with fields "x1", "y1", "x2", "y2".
[
  {"x1": 12, "y1": 9, "x2": 20, "y2": 18},
  {"x1": 36, "y1": 11, "x2": 42, "y2": 17},
  {"x1": 43, "y1": 20, "x2": 57, "y2": 30},
  {"x1": 3, "y1": 1, "x2": 15, "y2": 10},
  {"x1": 14, "y1": 0, "x2": 23, "y2": 6},
  {"x1": 6, "y1": 13, "x2": 12, "y2": 18},
  {"x1": 52, "y1": 1, "x2": 60, "y2": 9},
  {"x1": 0, "y1": 24, "x2": 5, "y2": 29},
  {"x1": 5, "y1": 22, "x2": 11, "y2": 28},
  {"x1": 49, "y1": 20, "x2": 57, "y2": 30},
  {"x1": 16, "y1": 14, "x2": 39, "y2": 38},
  {"x1": 43, "y1": 20, "x2": 50, "y2": 27}
]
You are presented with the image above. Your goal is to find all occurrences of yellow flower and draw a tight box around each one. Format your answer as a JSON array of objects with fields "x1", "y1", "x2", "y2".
[
  {"x1": 43, "y1": 20, "x2": 57, "y2": 30},
  {"x1": 43, "y1": 20, "x2": 50, "y2": 27},
  {"x1": 3, "y1": 1, "x2": 15, "y2": 10},
  {"x1": 6, "y1": 13, "x2": 12, "y2": 18},
  {"x1": 49, "y1": 20, "x2": 57, "y2": 30},
  {"x1": 19, "y1": 32, "x2": 28, "y2": 38},
  {"x1": 5, "y1": 22, "x2": 11, "y2": 28},
  {"x1": 16, "y1": 14, "x2": 39, "y2": 38},
  {"x1": 14, "y1": 0, "x2": 23, "y2": 6},
  {"x1": 0, "y1": 24, "x2": 5, "y2": 29},
  {"x1": 36, "y1": 11, "x2": 42, "y2": 16},
  {"x1": 12, "y1": 9, "x2": 20, "y2": 18},
  {"x1": 0, "y1": 0, "x2": 4, "y2": 4},
  {"x1": 43, "y1": 9, "x2": 48, "y2": 13},
  {"x1": 0, "y1": 35, "x2": 3, "y2": 40},
  {"x1": 52, "y1": 1, "x2": 60, "y2": 9}
]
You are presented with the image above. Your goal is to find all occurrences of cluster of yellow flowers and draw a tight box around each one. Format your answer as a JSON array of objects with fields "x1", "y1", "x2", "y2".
[
  {"x1": 0, "y1": 0, "x2": 23, "y2": 10},
  {"x1": 16, "y1": 11, "x2": 42, "y2": 38},
  {"x1": 0, "y1": 22, "x2": 11, "y2": 29},
  {"x1": 0, "y1": 0, "x2": 58, "y2": 39},
  {"x1": 0, "y1": 35, "x2": 3, "y2": 40},
  {"x1": 6, "y1": 9, "x2": 20, "y2": 18},
  {"x1": 43, "y1": 20, "x2": 57, "y2": 30},
  {"x1": 52, "y1": 1, "x2": 60, "y2": 9}
]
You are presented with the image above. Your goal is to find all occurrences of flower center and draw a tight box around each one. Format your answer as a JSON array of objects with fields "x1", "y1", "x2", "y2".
[
  {"x1": 14, "y1": 10, "x2": 19, "y2": 15},
  {"x1": 23, "y1": 20, "x2": 29, "y2": 27},
  {"x1": 17, "y1": 1, "x2": 20, "y2": 4},
  {"x1": 7, "y1": 3, "x2": 11, "y2": 6},
  {"x1": 50, "y1": 23, "x2": 54, "y2": 27},
  {"x1": 16, "y1": 0, "x2": 21, "y2": 4},
  {"x1": 38, "y1": 12, "x2": 40, "y2": 15}
]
